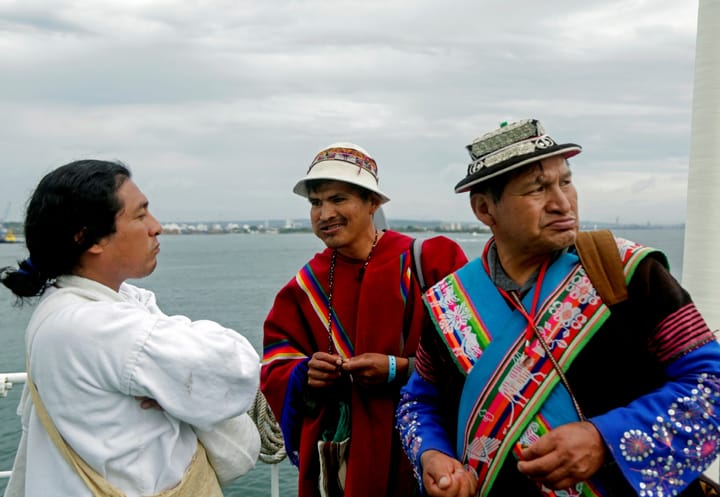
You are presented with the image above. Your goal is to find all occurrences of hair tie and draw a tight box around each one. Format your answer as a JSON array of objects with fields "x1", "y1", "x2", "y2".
[{"x1": 17, "y1": 257, "x2": 36, "y2": 276}]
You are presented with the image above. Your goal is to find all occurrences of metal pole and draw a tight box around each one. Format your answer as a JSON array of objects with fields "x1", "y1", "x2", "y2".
[{"x1": 271, "y1": 463, "x2": 280, "y2": 497}]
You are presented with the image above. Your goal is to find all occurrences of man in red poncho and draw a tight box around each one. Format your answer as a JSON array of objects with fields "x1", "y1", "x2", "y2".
[{"x1": 261, "y1": 142, "x2": 468, "y2": 497}]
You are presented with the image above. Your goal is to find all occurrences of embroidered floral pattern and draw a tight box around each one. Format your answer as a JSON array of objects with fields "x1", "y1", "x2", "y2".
[
  {"x1": 435, "y1": 279, "x2": 460, "y2": 309},
  {"x1": 424, "y1": 258, "x2": 611, "y2": 494},
  {"x1": 619, "y1": 374, "x2": 720, "y2": 497},
  {"x1": 669, "y1": 396, "x2": 709, "y2": 433},
  {"x1": 396, "y1": 391, "x2": 425, "y2": 484},
  {"x1": 567, "y1": 273, "x2": 599, "y2": 306},
  {"x1": 429, "y1": 277, "x2": 486, "y2": 365},
  {"x1": 620, "y1": 429, "x2": 655, "y2": 461},
  {"x1": 433, "y1": 281, "x2": 472, "y2": 339},
  {"x1": 543, "y1": 275, "x2": 595, "y2": 350}
]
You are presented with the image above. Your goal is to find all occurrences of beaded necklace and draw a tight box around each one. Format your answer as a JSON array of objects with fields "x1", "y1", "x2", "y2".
[{"x1": 326, "y1": 230, "x2": 379, "y2": 354}]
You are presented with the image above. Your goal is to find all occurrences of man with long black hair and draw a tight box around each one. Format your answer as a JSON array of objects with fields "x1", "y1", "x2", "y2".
[{"x1": 2, "y1": 160, "x2": 261, "y2": 497}]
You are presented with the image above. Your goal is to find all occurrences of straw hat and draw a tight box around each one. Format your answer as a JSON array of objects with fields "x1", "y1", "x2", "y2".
[
  {"x1": 293, "y1": 142, "x2": 390, "y2": 204},
  {"x1": 455, "y1": 119, "x2": 582, "y2": 193}
]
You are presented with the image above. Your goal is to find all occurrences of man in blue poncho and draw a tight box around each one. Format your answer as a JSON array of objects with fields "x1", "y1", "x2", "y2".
[{"x1": 396, "y1": 119, "x2": 720, "y2": 497}]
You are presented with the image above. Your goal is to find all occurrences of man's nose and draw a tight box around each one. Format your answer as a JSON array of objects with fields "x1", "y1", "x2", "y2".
[
  {"x1": 318, "y1": 202, "x2": 336, "y2": 220},
  {"x1": 148, "y1": 212, "x2": 163, "y2": 235},
  {"x1": 547, "y1": 184, "x2": 572, "y2": 212}
]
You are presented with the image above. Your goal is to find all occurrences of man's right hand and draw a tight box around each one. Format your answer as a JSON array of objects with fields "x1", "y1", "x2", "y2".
[
  {"x1": 307, "y1": 352, "x2": 344, "y2": 388},
  {"x1": 421, "y1": 450, "x2": 477, "y2": 497}
]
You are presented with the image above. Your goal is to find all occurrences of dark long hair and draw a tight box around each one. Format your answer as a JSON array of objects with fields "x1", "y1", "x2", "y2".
[{"x1": 1, "y1": 160, "x2": 131, "y2": 299}]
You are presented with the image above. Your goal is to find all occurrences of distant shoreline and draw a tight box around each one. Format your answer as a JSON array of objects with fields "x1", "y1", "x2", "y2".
[
  {"x1": 0, "y1": 221, "x2": 686, "y2": 237},
  {"x1": 158, "y1": 224, "x2": 685, "y2": 236}
]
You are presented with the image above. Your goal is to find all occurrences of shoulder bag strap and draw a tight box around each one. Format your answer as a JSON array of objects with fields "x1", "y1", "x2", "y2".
[
  {"x1": 25, "y1": 360, "x2": 125, "y2": 497},
  {"x1": 409, "y1": 238, "x2": 426, "y2": 292},
  {"x1": 26, "y1": 366, "x2": 222, "y2": 497},
  {"x1": 575, "y1": 229, "x2": 629, "y2": 306},
  {"x1": 402, "y1": 238, "x2": 426, "y2": 375}
]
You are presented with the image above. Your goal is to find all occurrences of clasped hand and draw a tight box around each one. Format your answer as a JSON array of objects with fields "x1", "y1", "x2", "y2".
[
  {"x1": 308, "y1": 352, "x2": 392, "y2": 388},
  {"x1": 421, "y1": 450, "x2": 477, "y2": 497},
  {"x1": 419, "y1": 421, "x2": 606, "y2": 497}
]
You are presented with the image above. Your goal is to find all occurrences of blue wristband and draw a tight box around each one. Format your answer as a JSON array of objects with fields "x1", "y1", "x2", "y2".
[{"x1": 387, "y1": 355, "x2": 397, "y2": 383}]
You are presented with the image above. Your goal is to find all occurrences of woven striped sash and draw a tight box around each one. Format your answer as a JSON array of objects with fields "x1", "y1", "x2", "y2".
[{"x1": 424, "y1": 238, "x2": 655, "y2": 496}]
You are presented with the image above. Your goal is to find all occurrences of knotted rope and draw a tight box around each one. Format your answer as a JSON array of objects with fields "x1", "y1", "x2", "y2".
[{"x1": 248, "y1": 390, "x2": 287, "y2": 464}]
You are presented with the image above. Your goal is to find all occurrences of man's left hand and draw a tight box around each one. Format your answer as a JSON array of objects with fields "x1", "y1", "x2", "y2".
[
  {"x1": 517, "y1": 421, "x2": 606, "y2": 490},
  {"x1": 342, "y1": 353, "x2": 396, "y2": 386},
  {"x1": 136, "y1": 396, "x2": 163, "y2": 411}
]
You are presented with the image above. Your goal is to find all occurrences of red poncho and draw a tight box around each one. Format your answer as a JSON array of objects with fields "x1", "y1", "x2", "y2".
[{"x1": 261, "y1": 230, "x2": 467, "y2": 497}]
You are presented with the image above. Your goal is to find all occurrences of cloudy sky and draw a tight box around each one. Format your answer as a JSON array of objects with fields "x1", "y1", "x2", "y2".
[{"x1": 0, "y1": 0, "x2": 700, "y2": 225}]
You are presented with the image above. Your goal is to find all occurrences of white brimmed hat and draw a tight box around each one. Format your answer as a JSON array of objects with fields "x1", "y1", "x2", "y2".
[
  {"x1": 455, "y1": 119, "x2": 582, "y2": 193},
  {"x1": 293, "y1": 142, "x2": 390, "y2": 204}
]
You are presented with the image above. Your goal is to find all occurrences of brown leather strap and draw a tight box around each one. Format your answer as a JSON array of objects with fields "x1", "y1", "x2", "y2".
[{"x1": 575, "y1": 230, "x2": 628, "y2": 306}]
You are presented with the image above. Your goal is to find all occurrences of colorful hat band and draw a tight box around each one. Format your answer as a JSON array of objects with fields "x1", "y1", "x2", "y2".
[{"x1": 309, "y1": 147, "x2": 379, "y2": 179}]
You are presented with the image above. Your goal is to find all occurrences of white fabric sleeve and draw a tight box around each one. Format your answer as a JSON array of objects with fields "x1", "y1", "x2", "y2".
[
  {"x1": 126, "y1": 315, "x2": 260, "y2": 431},
  {"x1": 119, "y1": 283, "x2": 166, "y2": 316},
  {"x1": 193, "y1": 412, "x2": 261, "y2": 485}
]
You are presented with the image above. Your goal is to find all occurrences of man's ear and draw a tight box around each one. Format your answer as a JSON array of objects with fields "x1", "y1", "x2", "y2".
[
  {"x1": 77, "y1": 228, "x2": 106, "y2": 255},
  {"x1": 86, "y1": 243, "x2": 105, "y2": 255},
  {"x1": 470, "y1": 193, "x2": 495, "y2": 227}
]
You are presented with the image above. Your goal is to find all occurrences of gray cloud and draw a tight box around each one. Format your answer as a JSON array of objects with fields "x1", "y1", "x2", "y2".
[{"x1": 0, "y1": 0, "x2": 700, "y2": 224}]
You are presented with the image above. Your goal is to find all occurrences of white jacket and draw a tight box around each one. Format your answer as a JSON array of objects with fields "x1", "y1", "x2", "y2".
[{"x1": 4, "y1": 275, "x2": 260, "y2": 497}]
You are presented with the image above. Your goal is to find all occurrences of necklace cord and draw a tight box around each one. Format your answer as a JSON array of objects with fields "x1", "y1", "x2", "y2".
[
  {"x1": 482, "y1": 249, "x2": 587, "y2": 421},
  {"x1": 505, "y1": 267, "x2": 586, "y2": 421},
  {"x1": 326, "y1": 230, "x2": 379, "y2": 354}
]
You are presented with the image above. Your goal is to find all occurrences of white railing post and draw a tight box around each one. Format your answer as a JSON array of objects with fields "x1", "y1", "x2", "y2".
[
  {"x1": 271, "y1": 463, "x2": 280, "y2": 497},
  {"x1": 1, "y1": 372, "x2": 26, "y2": 397},
  {"x1": 1, "y1": 372, "x2": 26, "y2": 481}
]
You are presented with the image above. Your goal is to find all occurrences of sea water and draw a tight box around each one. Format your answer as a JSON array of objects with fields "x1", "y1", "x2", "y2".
[{"x1": 0, "y1": 228, "x2": 685, "y2": 496}]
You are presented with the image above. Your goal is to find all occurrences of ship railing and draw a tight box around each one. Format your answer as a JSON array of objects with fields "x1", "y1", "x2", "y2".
[
  {"x1": 0, "y1": 371, "x2": 286, "y2": 497},
  {"x1": 0, "y1": 372, "x2": 25, "y2": 397},
  {"x1": 0, "y1": 371, "x2": 26, "y2": 480}
]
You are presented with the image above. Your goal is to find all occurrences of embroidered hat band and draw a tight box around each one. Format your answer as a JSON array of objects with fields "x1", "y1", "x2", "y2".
[
  {"x1": 294, "y1": 142, "x2": 390, "y2": 204},
  {"x1": 455, "y1": 119, "x2": 582, "y2": 193}
]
